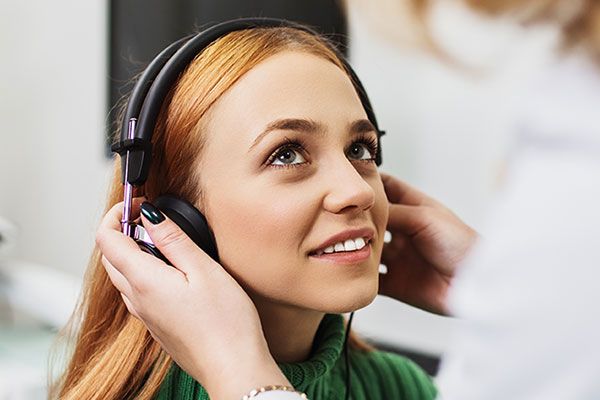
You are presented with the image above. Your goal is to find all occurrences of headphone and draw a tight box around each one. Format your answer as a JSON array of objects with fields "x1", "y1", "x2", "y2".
[{"x1": 112, "y1": 17, "x2": 384, "y2": 399}]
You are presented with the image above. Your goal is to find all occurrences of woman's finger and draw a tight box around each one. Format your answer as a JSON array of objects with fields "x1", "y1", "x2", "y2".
[
  {"x1": 139, "y1": 202, "x2": 220, "y2": 278},
  {"x1": 96, "y1": 223, "x2": 151, "y2": 280},
  {"x1": 386, "y1": 203, "x2": 431, "y2": 236},
  {"x1": 101, "y1": 255, "x2": 134, "y2": 298},
  {"x1": 101, "y1": 252, "x2": 142, "y2": 319},
  {"x1": 96, "y1": 199, "x2": 165, "y2": 282},
  {"x1": 120, "y1": 292, "x2": 140, "y2": 320},
  {"x1": 381, "y1": 236, "x2": 404, "y2": 265},
  {"x1": 101, "y1": 198, "x2": 146, "y2": 231},
  {"x1": 380, "y1": 172, "x2": 439, "y2": 207}
]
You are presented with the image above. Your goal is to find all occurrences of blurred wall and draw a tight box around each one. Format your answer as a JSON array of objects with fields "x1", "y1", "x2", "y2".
[{"x1": 0, "y1": 1, "x2": 111, "y2": 278}]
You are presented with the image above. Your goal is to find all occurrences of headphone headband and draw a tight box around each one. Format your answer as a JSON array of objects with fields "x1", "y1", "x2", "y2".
[{"x1": 112, "y1": 17, "x2": 384, "y2": 185}]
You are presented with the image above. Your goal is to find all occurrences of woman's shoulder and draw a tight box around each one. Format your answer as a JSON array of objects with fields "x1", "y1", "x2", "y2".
[{"x1": 348, "y1": 348, "x2": 437, "y2": 400}]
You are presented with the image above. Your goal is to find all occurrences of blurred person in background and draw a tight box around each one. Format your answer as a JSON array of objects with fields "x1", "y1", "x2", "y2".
[{"x1": 420, "y1": 1, "x2": 600, "y2": 398}]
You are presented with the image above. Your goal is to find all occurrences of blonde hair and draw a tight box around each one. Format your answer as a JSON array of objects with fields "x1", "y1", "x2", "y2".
[
  {"x1": 49, "y1": 27, "x2": 373, "y2": 400},
  {"x1": 412, "y1": 0, "x2": 600, "y2": 62}
]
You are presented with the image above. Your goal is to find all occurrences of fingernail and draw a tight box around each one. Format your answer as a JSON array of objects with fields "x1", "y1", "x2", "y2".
[{"x1": 140, "y1": 202, "x2": 165, "y2": 225}]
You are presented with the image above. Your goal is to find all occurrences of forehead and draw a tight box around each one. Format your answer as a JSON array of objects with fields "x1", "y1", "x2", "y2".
[{"x1": 203, "y1": 51, "x2": 367, "y2": 143}]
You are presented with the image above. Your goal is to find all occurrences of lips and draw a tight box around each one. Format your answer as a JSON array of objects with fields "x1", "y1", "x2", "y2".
[{"x1": 308, "y1": 227, "x2": 375, "y2": 256}]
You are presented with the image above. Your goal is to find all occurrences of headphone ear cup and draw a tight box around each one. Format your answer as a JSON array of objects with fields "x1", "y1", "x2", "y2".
[{"x1": 154, "y1": 195, "x2": 219, "y2": 262}]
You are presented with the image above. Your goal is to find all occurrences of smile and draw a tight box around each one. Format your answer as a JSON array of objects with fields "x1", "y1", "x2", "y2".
[
  {"x1": 308, "y1": 227, "x2": 375, "y2": 264},
  {"x1": 313, "y1": 237, "x2": 370, "y2": 256},
  {"x1": 309, "y1": 239, "x2": 372, "y2": 264},
  {"x1": 308, "y1": 229, "x2": 374, "y2": 264}
]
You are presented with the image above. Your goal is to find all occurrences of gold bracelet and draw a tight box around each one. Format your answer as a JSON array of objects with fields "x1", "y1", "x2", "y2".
[{"x1": 241, "y1": 385, "x2": 308, "y2": 399}]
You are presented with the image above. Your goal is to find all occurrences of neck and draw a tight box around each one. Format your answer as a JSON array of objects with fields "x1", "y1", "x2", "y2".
[{"x1": 251, "y1": 295, "x2": 325, "y2": 363}]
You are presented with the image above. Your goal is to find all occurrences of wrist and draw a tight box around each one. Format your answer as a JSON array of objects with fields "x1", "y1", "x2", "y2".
[
  {"x1": 203, "y1": 349, "x2": 290, "y2": 400},
  {"x1": 242, "y1": 385, "x2": 307, "y2": 400}
]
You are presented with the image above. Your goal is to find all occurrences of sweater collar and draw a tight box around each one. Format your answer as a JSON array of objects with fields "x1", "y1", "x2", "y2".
[{"x1": 278, "y1": 314, "x2": 345, "y2": 392}]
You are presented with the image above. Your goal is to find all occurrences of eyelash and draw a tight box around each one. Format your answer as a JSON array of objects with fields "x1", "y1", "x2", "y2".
[
  {"x1": 265, "y1": 138, "x2": 307, "y2": 169},
  {"x1": 265, "y1": 134, "x2": 379, "y2": 169},
  {"x1": 352, "y1": 135, "x2": 379, "y2": 162}
]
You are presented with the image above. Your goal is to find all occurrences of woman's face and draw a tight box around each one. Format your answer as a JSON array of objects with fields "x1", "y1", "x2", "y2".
[{"x1": 197, "y1": 51, "x2": 388, "y2": 313}]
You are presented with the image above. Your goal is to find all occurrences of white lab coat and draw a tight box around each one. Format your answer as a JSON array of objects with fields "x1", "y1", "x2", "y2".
[{"x1": 436, "y1": 52, "x2": 600, "y2": 399}]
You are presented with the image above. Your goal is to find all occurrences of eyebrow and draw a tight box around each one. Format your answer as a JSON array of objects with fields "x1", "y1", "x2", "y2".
[
  {"x1": 249, "y1": 118, "x2": 377, "y2": 151},
  {"x1": 349, "y1": 119, "x2": 378, "y2": 135}
]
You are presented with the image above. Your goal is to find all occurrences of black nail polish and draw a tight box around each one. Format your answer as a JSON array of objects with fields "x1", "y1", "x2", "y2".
[{"x1": 140, "y1": 202, "x2": 166, "y2": 225}]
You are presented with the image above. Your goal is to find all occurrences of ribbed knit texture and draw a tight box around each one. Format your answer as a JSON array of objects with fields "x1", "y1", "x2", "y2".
[{"x1": 154, "y1": 314, "x2": 437, "y2": 400}]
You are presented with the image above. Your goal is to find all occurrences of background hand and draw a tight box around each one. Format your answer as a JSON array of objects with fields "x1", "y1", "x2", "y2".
[
  {"x1": 95, "y1": 200, "x2": 288, "y2": 399},
  {"x1": 379, "y1": 173, "x2": 478, "y2": 315}
]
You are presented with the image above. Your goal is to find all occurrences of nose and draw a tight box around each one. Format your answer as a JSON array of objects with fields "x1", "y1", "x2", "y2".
[{"x1": 322, "y1": 158, "x2": 375, "y2": 215}]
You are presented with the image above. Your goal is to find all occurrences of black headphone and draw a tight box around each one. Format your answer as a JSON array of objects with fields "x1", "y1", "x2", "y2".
[{"x1": 112, "y1": 18, "x2": 383, "y2": 398}]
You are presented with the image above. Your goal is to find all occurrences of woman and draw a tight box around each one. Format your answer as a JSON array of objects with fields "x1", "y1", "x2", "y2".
[{"x1": 50, "y1": 25, "x2": 439, "y2": 399}]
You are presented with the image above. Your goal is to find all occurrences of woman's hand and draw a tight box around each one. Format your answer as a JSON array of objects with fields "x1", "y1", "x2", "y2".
[
  {"x1": 95, "y1": 200, "x2": 288, "y2": 399},
  {"x1": 379, "y1": 173, "x2": 479, "y2": 315}
]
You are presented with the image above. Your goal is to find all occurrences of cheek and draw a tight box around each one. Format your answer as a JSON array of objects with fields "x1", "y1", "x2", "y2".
[
  {"x1": 372, "y1": 179, "x2": 389, "y2": 241},
  {"x1": 205, "y1": 184, "x2": 313, "y2": 290}
]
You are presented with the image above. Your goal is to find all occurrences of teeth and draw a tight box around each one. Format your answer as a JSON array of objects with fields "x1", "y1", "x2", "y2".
[
  {"x1": 344, "y1": 239, "x2": 357, "y2": 251},
  {"x1": 315, "y1": 237, "x2": 369, "y2": 255},
  {"x1": 355, "y1": 237, "x2": 366, "y2": 249}
]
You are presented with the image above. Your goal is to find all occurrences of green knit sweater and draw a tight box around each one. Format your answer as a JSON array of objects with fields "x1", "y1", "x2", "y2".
[{"x1": 154, "y1": 314, "x2": 437, "y2": 400}]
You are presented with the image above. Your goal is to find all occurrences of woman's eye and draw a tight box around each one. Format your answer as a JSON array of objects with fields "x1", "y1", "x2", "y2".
[
  {"x1": 347, "y1": 142, "x2": 375, "y2": 161},
  {"x1": 270, "y1": 147, "x2": 307, "y2": 166}
]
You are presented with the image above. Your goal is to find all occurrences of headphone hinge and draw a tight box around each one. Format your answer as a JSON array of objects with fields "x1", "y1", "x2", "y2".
[{"x1": 110, "y1": 137, "x2": 152, "y2": 156}]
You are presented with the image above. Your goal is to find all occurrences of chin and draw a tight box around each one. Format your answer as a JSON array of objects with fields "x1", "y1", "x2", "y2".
[{"x1": 321, "y1": 280, "x2": 379, "y2": 314}]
